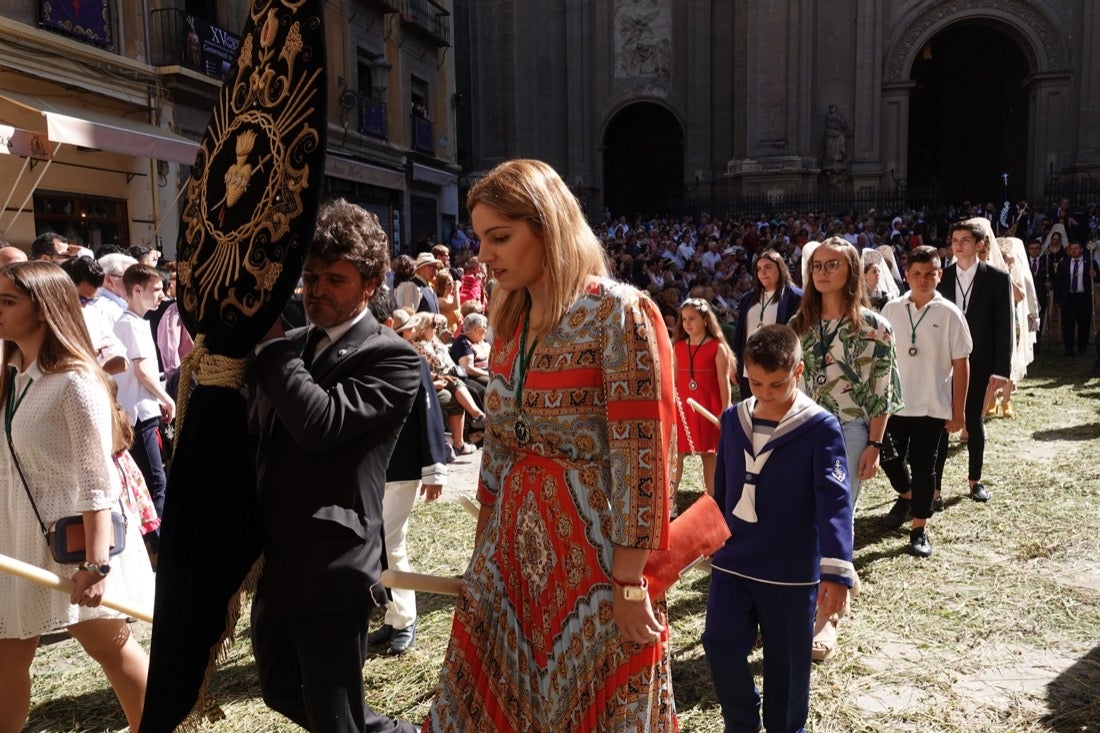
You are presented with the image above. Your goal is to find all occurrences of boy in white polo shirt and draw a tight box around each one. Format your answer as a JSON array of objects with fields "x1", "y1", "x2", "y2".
[
  {"x1": 114, "y1": 263, "x2": 176, "y2": 557},
  {"x1": 879, "y1": 246, "x2": 972, "y2": 557}
]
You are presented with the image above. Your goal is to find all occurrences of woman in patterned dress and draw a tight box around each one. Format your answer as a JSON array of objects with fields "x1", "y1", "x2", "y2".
[
  {"x1": 424, "y1": 159, "x2": 678, "y2": 732},
  {"x1": 790, "y1": 236, "x2": 902, "y2": 662},
  {"x1": 0, "y1": 262, "x2": 153, "y2": 732}
]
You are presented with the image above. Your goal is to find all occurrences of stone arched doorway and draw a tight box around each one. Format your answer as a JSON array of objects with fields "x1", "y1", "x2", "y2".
[
  {"x1": 907, "y1": 23, "x2": 1029, "y2": 204},
  {"x1": 881, "y1": 0, "x2": 1072, "y2": 204},
  {"x1": 602, "y1": 102, "x2": 683, "y2": 218}
]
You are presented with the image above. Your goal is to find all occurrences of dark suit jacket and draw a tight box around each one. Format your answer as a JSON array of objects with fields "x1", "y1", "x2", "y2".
[
  {"x1": 937, "y1": 262, "x2": 1013, "y2": 377},
  {"x1": 249, "y1": 313, "x2": 420, "y2": 616},
  {"x1": 385, "y1": 360, "x2": 449, "y2": 484},
  {"x1": 1053, "y1": 256, "x2": 1100, "y2": 305},
  {"x1": 732, "y1": 285, "x2": 803, "y2": 367}
]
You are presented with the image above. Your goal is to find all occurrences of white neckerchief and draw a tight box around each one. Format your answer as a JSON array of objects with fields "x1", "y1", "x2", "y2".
[{"x1": 730, "y1": 391, "x2": 826, "y2": 523}]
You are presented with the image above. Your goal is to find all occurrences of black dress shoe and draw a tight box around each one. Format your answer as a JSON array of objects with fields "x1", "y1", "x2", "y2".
[
  {"x1": 932, "y1": 495, "x2": 945, "y2": 512},
  {"x1": 969, "y1": 482, "x2": 990, "y2": 502},
  {"x1": 884, "y1": 497, "x2": 911, "y2": 529},
  {"x1": 389, "y1": 623, "x2": 416, "y2": 655},
  {"x1": 367, "y1": 624, "x2": 394, "y2": 646},
  {"x1": 907, "y1": 528, "x2": 932, "y2": 557}
]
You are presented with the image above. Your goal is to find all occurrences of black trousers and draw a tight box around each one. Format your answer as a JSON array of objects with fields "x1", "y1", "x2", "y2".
[
  {"x1": 935, "y1": 369, "x2": 990, "y2": 487},
  {"x1": 251, "y1": 595, "x2": 417, "y2": 733},
  {"x1": 881, "y1": 416, "x2": 945, "y2": 520},
  {"x1": 1061, "y1": 292, "x2": 1092, "y2": 354}
]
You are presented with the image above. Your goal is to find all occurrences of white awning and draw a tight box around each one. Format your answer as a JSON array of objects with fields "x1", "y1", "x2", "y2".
[
  {"x1": 0, "y1": 90, "x2": 199, "y2": 165},
  {"x1": 325, "y1": 155, "x2": 406, "y2": 190},
  {"x1": 412, "y1": 162, "x2": 457, "y2": 188}
]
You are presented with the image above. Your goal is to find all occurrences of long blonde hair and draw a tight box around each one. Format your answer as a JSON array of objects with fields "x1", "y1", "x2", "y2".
[
  {"x1": 466, "y1": 159, "x2": 608, "y2": 340},
  {"x1": 0, "y1": 262, "x2": 123, "y2": 448}
]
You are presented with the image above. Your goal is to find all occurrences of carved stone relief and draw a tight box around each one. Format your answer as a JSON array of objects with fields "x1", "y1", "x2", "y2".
[{"x1": 613, "y1": 0, "x2": 672, "y2": 86}]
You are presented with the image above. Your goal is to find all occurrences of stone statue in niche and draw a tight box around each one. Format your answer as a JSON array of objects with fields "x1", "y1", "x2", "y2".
[{"x1": 824, "y1": 104, "x2": 849, "y2": 163}]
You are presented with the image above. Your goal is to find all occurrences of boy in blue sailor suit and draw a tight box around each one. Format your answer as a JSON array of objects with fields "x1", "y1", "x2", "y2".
[{"x1": 703, "y1": 324, "x2": 854, "y2": 733}]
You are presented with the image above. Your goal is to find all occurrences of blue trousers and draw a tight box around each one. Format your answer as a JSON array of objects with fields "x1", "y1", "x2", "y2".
[
  {"x1": 703, "y1": 571, "x2": 816, "y2": 733},
  {"x1": 129, "y1": 416, "x2": 167, "y2": 551}
]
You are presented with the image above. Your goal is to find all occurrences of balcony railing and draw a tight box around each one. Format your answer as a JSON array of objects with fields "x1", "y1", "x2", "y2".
[
  {"x1": 411, "y1": 115, "x2": 434, "y2": 155},
  {"x1": 400, "y1": 0, "x2": 451, "y2": 47},
  {"x1": 360, "y1": 97, "x2": 388, "y2": 140},
  {"x1": 150, "y1": 8, "x2": 240, "y2": 81}
]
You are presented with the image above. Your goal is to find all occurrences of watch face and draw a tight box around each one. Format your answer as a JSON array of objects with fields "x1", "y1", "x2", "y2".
[{"x1": 621, "y1": 585, "x2": 647, "y2": 601}]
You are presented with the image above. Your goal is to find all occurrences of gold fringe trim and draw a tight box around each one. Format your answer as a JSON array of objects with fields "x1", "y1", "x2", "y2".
[{"x1": 175, "y1": 555, "x2": 266, "y2": 731}]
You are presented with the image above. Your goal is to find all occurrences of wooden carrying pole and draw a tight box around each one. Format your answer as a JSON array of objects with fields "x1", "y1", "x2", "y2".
[
  {"x1": 381, "y1": 569, "x2": 462, "y2": 596},
  {"x1": 0, "y1": 552, "x2": 154, "y2": 623},
  {"x1": 686, "y1": 397, "x2": 721, "y2": 427}
]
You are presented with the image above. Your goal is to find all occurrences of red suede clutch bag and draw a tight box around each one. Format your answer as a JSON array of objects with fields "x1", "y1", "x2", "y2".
[{"x1": 644, "y1": 494, "x2": 731, "y2": 598}]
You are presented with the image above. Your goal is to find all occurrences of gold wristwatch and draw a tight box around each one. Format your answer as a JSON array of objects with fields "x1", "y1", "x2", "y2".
[{"x1": 613, "y1": 575, "x2": 648, "y2": 602}]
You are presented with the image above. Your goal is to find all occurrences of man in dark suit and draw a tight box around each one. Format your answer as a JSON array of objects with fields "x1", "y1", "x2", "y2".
[
  {"x1": 1026, "y1": 239, "x2": 1047, "y2": 350},
  {"x1": 1054, "y1": 241, "x2": 1098, "y2": 357},
  {"x1": 248, "y1": 199, "x2": 421, "y2": 733},
  {"x1": 935, "y1": 220, "x2": 1014, "y2": 504}
]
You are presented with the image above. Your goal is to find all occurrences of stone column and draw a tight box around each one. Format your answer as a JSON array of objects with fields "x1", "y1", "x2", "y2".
[
  {"x1": 1072, "y1": 1, "x2": 1100, "y2": 176},
  {"x1": 726, "y1": 0, "x2": 818, "y2": 194},
  {"x1": 851, "y1": 0, "x2": 883, "y2": 191},
  {"x1": 683, "y1": 0, "x2": 713, "y2": 189},
  {"x1": 566, "y1": 0, "x2": 597, "y2": 201},
  {"x1": 1027, "y1": 72, "x2": 1072, "y2": 202},
  {"x1": 880, "y1": 81, "x2": 914, "y2": 187}
]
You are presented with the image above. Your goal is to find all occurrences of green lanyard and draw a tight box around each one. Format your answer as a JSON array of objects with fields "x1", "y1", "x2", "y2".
[
  {"x1": 905, "y1": 303, "x2": 931, "y2": 356},
  {"x1": 513, "y1": 308, "x2": 539, "y2": 444},
  {"x1": 515, "y1": 308, "x2": 539, "y2": 412},
  {"x1": 758, "y1": 292, "x2": 775, "y2": 327},
  {"x1": 4, "y1": 371, "x2": 33, "y2": 434},
  {"x1": 813, "y1": 319, "x2": 842, "y2": 386}
]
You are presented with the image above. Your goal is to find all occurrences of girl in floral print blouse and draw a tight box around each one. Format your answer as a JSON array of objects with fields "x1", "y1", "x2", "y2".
[{"x1": 789, "y1": 236, "x2": 902, "y2": 662}]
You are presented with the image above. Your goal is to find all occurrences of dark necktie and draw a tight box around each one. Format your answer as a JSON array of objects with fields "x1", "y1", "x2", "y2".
[
  {"x1": 1071, "y1": 260, "x2": 1080, "y2": 292},
  {"x1": 302, "y1": 327, "x2": 326, "y2": 367},
  {"x1": 1031, "y1": 257, "x2": 1038, "y2": 274}
]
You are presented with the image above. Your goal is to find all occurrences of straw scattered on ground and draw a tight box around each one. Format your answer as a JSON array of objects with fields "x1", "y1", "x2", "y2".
[{"x1": 25, "y1": 352, "x2": 1100, "y2": 732}]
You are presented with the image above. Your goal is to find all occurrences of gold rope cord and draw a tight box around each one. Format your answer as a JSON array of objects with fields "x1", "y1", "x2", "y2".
[{"x1": 173, "y1": 334, "x2": 247, "y2": 444}]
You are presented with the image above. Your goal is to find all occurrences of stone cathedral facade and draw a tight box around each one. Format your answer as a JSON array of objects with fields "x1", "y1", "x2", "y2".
[{"x1": 453, "y1": 0, "x2": 1100, "y2": 216}]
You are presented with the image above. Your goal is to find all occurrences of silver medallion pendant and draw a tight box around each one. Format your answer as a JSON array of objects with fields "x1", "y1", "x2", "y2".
[
  {"x1": 815, "y1": 373, "x2": 827, "y2": 386},
  {"x1": 909, "y1": 346, "x2": 919, "y2": 356},
  {"x1": 514, "y1": 412, "x2": 531, "y2": 445},
  {"x1": 688, "y1": 380, "x2": 698, "y2": 391}
]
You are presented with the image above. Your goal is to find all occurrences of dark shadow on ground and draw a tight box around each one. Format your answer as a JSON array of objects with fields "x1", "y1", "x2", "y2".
[
  {"x1": 1041, "y1": 643, "x2": 1100, "y2": 732},
  {"x1": 1032, "y1": 422, "x2": 1100, "y2": 442}
]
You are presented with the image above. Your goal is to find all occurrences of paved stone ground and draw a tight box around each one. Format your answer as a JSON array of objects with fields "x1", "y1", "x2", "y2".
[{"x1": 438, "y1": 446, "x2": 482, "y2": 504}]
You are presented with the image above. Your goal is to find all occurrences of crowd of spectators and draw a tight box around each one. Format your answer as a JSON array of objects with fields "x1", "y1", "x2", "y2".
[{"x1": 437, "y1": 197, "x2": 1098, "y2": 346}]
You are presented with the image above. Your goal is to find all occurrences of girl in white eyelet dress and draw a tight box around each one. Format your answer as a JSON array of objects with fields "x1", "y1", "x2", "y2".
[{"x1": 0, "y1": 261, "x2": 153, "y2": 732}]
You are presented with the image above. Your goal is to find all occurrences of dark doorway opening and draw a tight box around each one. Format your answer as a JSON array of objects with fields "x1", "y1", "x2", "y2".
[
  {"x1": 603, "y1": 103, "x2": 683, "y2": 218},
  {"x1": 907, "y1": 23, "x2": 1029, "y2": 205}
]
